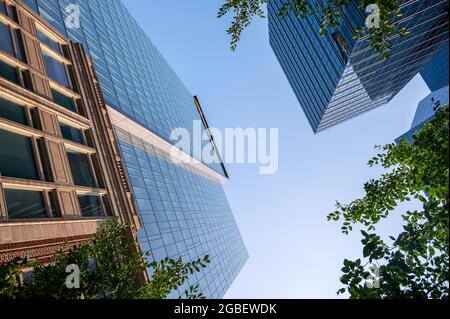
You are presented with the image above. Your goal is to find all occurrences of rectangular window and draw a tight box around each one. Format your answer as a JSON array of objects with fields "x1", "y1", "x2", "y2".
[
  {"x1": 0, "y1": 128, "x2": 38, "y2": 180},
  {"x1": 37, "y1": 30, "x2": 61, "y2": 53},
  {"x1": 5, "y1": 4, "x2": 18, "y2": 22},
  {"x1": 42, "y1": 53, "x2": 71, "y2": 89},
  {"x1": 78, "y1": 195, "x2": 105, "y2": 217},
  {"x1": 5, "y1": 189, "x2": 48, "y2": 219},
  {"x1": 0, "y1": 97, "x2": 28, "y2": 125},
  {"x1": 0, "y1": 21, "x2": 14, "y2": 56},
  {"x1": 11, "y1": 29, "x2": 25, "y2": 61},
  {"x1": 0, "y1": 59, "x2": 20, "y2": 84},
  {"x1": 0, "y1": 22, "x2": 25, "y2": 60},
  {"x1": 51, "y1": 88, "x2": 77, "y2": 112},
  {"x1": 60, "y1": 123, "x2": 86, "y2": 145},
  {"x1": 67, "y1": 150, "x2": 97, "y2": 188}
]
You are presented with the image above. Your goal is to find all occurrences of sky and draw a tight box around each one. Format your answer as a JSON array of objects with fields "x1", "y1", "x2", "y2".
[{"x1": 121, "y1": 0, "x2": 431, "y2": 299}]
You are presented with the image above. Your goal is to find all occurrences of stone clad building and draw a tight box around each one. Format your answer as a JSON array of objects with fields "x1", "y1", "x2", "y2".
[{"x1": 0, "y1": 0, "x2": 141, "y2": 263}]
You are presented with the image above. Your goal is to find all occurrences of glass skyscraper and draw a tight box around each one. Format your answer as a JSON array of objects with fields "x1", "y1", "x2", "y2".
[
  {"x1": 268, "y1": 0, "x2": 449, "y2": 133},
  {"x1": 420, "y1": 45, "x2": 449, "y2": 92},
  {"x1": 20, "y1": 0, "x2": 248, "y2": 298},
  {"x1": 396, "y1": 85, "x2": 449, "y2": 144}
]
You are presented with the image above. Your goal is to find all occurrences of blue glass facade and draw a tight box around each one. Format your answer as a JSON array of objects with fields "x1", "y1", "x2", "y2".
[
  {"x1": 115, "y1": 127, "x2": 248, "y2": 298},
  {"x1": 268, "y1": 0, "x2": 449, "y2": 133},
  {"x1": 22, "y1": 0, "x2": 224, "y2": 175},
  {"x1": 396, "y1": 86, "x2": 449, "y2": 144},
  {"x1": 22, "y1": 0, "x2": 248, "y2": 298},
  {"x1": 420, "y1": 45, "x2": 449, "y2": 92}
]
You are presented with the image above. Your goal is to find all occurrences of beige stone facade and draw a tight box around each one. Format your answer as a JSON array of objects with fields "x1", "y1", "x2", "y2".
[{"x1": 0, "y1": 0, "x2": 141, "y2": 263}]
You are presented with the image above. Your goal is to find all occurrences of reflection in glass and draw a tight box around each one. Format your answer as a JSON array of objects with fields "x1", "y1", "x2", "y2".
[
  {"x1": 5, "y1": 189, "x2": 47, "y2": 219},
  {"x1": 0, "y1": 129, "x2": 38, "y2": 180}
]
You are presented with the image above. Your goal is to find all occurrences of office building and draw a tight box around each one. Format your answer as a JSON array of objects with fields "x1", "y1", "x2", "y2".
[
  {"x1": 18, "y1": 0, "x2": 248, "y2": 298},
  {"x1": 420, "y1": 45, "x2": 449, "y2": 92},
  {"x1": 0, "y1": 0, "x2": 140, "y2": 263},
  {"x1": 268, "y1": 0, "x2": 449, "y2": 133},
  {"x1": 396, "y1": 85, "x2": 449, "y2": 144}
]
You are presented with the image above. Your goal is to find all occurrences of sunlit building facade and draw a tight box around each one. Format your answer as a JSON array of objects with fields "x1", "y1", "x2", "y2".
[{"x1": 19, "y1": 0, "x2": 248, "y2": 298}]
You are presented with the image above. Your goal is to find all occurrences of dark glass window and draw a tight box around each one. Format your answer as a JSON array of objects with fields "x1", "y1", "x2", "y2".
[
  {"x1": 0, "y1": 129, "x2": 38, "y2": 180},
  {"x1": 51, "y1": 89, "x2": 77, "y2": 112},
  {"x1": 0, "y1": 1, "x2": 5, "y2": 15},
  {"x1": 42, "y1": 53, "x2": 71, "y2": 88},
  {"x1": 48, "y1": 191, "x2": 59, "y2": 217},
  {"x1": 5, "y1": 189, "x2": 48, "y2": 219},
  {"x1": 37, "y1": 30, "x2": 60, "y2": 53},
  {"x1": 0, "y1": 22, "x2": 13, "y2": 55},
  {"x1": 0, "y1": 97, "x2": 27, "y2": 125},
  {"x1": 0, "y1": 22, "x2": 24, "y2": 60},
  {"x1": 67, "y1": 150, "x2": 97, "y2": 188},
  {"x1": 0, "y1": 59, "x2": 19, "y2": 84},
  {"x1": 78, "y1": 195, "x2": 105, "y2": 217},
  {"x1": 11, "y1": 29, "x2": 25, "y2": 61},
  {"x1": 5, "y1": 4, "x2": 18, "y2": 22},
  {"x1": 60, "y1": 123, "x2": 85, "y2": 145}
]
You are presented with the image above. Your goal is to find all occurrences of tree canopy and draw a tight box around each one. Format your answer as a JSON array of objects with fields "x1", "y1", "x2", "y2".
[
  {"x1": 218, "y1": 0, "x2": 407, "y2": 58},
  {"x1": 0, "y1": 220, "x2": 210, "y2": 299},
  {"x1": 328, "y1": 104, "x2": 449, "y2": 298}
]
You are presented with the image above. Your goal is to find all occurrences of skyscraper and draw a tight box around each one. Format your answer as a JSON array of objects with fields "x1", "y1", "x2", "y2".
[
  {"x1": 396, "y1": 86, "x2": 448, "y2": 144},
  {"x1": 268, "y1": 0, "x2": 449, "y2": 133},
  {"x1": 420, "y1": 45, "x2": 449, "y2": 92},
  {"x1": 18, "y1": 0, "x2": 248, "y2": 298}
]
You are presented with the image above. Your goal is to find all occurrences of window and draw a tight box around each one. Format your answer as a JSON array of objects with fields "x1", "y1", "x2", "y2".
[
  {"x1": 0, "y1": 22, "x2": 25, "y2": 60},
  {"x1": 0, "y1": 59, "x2": 20, "y2": 84},
  {"x1": 42, "y1": 52, "x2": 71, "y2": 89},
  {"x1": 51, "y1": 89, "x2": 77, "y2": 112},
  {"x1": 0, "y1": 22, "x2": 13, "y2": 56},
  {"x1": 0, "y1": 97, "x2": 28, "y2": 125},
  {"x1": 78, "y1": 195, "x2": 105, "y2": 217},
  {"x1": 37, "y1": 30, "x2": 60, "y2": 53},
  {"x1": 11, "y1": 29, "x2": 24, "y2": 61},
  {"x1": 60, "y1": 123, "x2": 86, "y2": 145},
  {"x1": 5, "y1": 189, "x2": 47, "y2": 219},
  {"x1": 5, "y1": 3, "x2": 18, "y2": 22},
  {"x1": 67, "y1": 150, "x2": 97, "y2": 188},
  {"x1": 0, "y1": 128, "x2": 38, "y2": 180}
]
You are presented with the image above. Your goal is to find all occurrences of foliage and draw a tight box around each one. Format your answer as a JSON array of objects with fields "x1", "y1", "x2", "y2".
[
  {"x1": 0, "y1": 220, "x2": 210, "y2": 299},
  {"x1": 328, "y1": 104, "x2": 449, "y2": 299},
  {"x1": 218, "y1": 0, "x2": 408, "y2": 57}
]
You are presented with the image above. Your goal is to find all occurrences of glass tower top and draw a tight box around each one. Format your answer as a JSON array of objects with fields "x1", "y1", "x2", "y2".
[{"x1": 268, "y1": 0, "x2": 449, "y2": 133}]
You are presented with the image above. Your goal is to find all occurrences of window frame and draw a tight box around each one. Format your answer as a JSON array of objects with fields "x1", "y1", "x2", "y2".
[
  {"x1": 2, "y1": 187, "x2": 60, "y2": 220},
  {"x1": 0, "y1": 126, "x2": 49, "y2": 182},
  {"x1": 0, "y1": 20, "x2": 25, "y2": 61},
  {"x1": 65, "y1": 146, "x2": 100, "y2": 189}
]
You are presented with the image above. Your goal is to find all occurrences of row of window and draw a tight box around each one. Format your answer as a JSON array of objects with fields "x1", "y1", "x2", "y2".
[
  {"x1": 1, "y1": 96, "x2": 101, "y2": 191},
  {"x1": 0, "y1": 126, "x2": 100, "y2": 188},
  {"x1": 3, "y1": 188, "x2": 108, "y2": 220},
  {"x1": 0, "y1": 3, "x2": 83, "y2": 115}
]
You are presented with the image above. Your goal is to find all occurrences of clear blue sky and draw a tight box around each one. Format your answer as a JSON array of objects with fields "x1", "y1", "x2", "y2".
[{"x1": 121, "y1": 0, "x2": 431, "y2": 299}]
